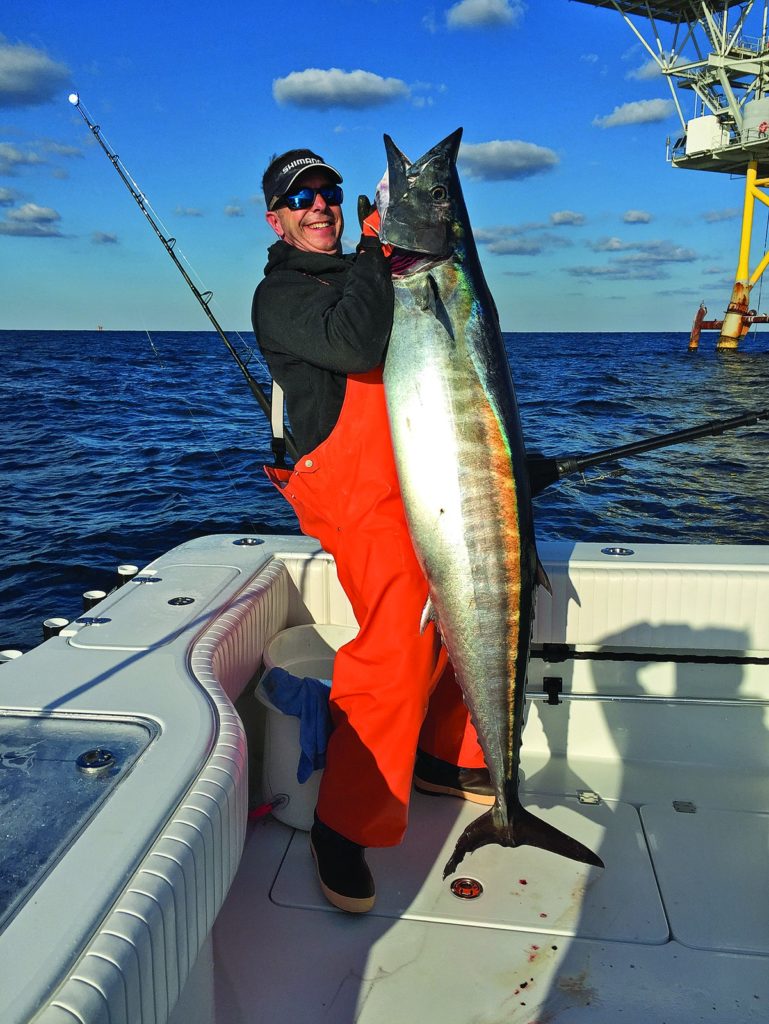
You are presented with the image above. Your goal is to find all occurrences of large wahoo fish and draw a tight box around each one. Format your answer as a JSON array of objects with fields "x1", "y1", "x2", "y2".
[{"x1": 379, "y1": 129, "x2": 603, "y2": 878}]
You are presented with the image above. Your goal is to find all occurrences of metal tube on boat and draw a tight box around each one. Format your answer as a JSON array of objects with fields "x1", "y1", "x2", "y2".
[
  {"x1": 42, "y1": 617, "x2": 70, "y2": 641},
  {"x1": 83, "y1": 589, "x2": 107, "y2": 611},
  {"x1": 116, "y1": 564, "x2": 139, "y2": 587},
  {"x1": 0, "y1": 650, "x2": 23, "y2": 664}
]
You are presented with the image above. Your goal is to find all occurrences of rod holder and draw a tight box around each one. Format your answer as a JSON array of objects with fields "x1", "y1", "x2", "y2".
[
  {"x1": 83, "y1": 590, "x2": 107, "y2": 612},
  {"x1": 116, "y1": 564, "x2": 139, "y2": 587},
  {"x1": 42, "y1": 617, "x2": 70, "y2": 641}
]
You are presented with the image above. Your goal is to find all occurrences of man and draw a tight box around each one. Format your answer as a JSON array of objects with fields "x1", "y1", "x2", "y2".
[{"x1": 252, "y1": 148, "x2": 491, "y2": 914}]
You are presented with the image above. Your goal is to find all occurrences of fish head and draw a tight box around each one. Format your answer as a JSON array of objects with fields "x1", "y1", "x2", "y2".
[{"x1": 380, "y1": 128, "x2": 463, "y2": 259}]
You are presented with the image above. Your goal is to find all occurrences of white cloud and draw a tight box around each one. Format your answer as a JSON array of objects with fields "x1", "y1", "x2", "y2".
[
  {"x1": 0, "y1": 141, "x2": 44, "y2": 175},
  {"x1": 409, "y1": 81, "x2": 446, "y2": 109},
  {"x1": 485, "y1": 236, "x2": 546, "y2": 255},
  {"x1": 551, "y1": 210, "x2": 585, "y2": 226},
  {"x1": 92, "y1": 231, "x2": 118, "y2": 244},
  {"x1": 593, "y1": 98, "x2": 674, "y2": 128},
  {"x1": 0, "y1": 201, "x2": 63, "y2": 236},
  {"x1": 623, "y1": 209, "x2": 652, "y2": 224},
  {"x1": 175, "y1": 206, "x2": 204, "y2": 217},
  {"x1": 572, "y1": 237, "x2": 697, "y2": 280},
  {"x1": 591, "y1": 236, "x2": 625, "y2": 252},
  {"x1": 273, "y1": 68, "x2": 409, "y2": 109},
  {"x1": 0, "y1": 36, "x2": 71, "y2": 108},
  {"x1": 224, "y1": 204, "x2": 245, "y2": 218},
  {"x1": 446, "y1": 0, "x2": 525, "y2": 29},
  {"x1": 618, "y1": 245, "x2": 696, "y2": 264},
  {"x1": 703, "y1": 208, "x2": 739, "y2": 223},
  {"x1": 568, "y1": 262, "x2": 664, "y2": 281},
  {"x1": 475, "y1": 222, "x2": 546, "y2": 242},
  {"x1": 475, "y1": 223, "x2": 572, "y2": 255},
  {"x1": 0, "y1": 185, "x2": 18, "y2": 205},
  {"x1": 626, "y1": 59, "x2": 662, "y2": 82},
  {"x1": 458, "y1": 139, "x2": 558, "y2": 180},
  {"x1": 43, "y1": 141, "x2": 83, "y2": 158},
  {"x1": 589, "y1": 238, "x2": 696, "y2": 262},
  {"x1": 8, "y1": 202, "x2": 59, "y2": 223},
  {"x1": 627, "y1": 52, "x2": 681, "y2": 80},
  {"x1": 486, "y1": 232, "x2": 571, "y2": 255}
]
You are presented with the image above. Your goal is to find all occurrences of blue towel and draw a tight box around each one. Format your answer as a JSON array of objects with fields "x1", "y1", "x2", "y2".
[{"x1": 261, "y1": 667, "x2": 333, "y2": 783}]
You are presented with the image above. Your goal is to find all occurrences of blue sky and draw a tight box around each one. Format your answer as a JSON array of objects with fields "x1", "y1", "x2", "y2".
[{"x1": 0, "y1": 0, "x2": 758, "y2": 332}]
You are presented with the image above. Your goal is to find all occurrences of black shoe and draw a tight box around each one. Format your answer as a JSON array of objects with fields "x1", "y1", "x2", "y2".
[
  {"x1": 310, "y1": 815, "x2": 376, "y2": 914},
  {"x1": 413, "y1": 749, "x2": 495, "y2": 805}
]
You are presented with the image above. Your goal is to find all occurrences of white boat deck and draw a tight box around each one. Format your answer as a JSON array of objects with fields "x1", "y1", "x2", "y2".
[
  {"x1": 1, "y1": 534, "x2": 768, "y2": 1023},
  {"x1": 215, "y1": 774, "x2": 769, "y2": 1022},
  {"x1": 217, "y1": 536, "x2": 769, "y2": 1022}
]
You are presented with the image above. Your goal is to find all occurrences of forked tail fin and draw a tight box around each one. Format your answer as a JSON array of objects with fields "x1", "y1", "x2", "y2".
[{"x1": 442, "y1": 804, "x2": 604, "y2": 879}]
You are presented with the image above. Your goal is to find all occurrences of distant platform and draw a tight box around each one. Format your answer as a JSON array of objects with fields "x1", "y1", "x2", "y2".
[{"x1": 672, "y1": 136, "x2": 769, "y2": 176}]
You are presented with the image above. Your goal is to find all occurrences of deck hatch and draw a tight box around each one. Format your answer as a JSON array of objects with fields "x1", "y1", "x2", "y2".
[
  {"x1": 64, "y1": 563, "x2": 240, "y2": 650},
  {"x1": 641, "y1": 804, "x2": 769, "y2": 955},
  {"x1": 271, "y1": 794, "x2": 668, "y2": 943},
  {"x1": 0, "y1": 713, "x2": 153, "y2": 931}
]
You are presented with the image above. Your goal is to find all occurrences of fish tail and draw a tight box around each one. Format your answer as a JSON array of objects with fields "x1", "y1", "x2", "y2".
[{"x1": 442, "y1": 803, "x2": 604, "y2": 879}]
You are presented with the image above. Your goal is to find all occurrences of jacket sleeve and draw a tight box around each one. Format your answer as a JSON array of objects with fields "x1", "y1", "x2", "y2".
[{"x1": 254, "y1": 238, "x2": 394, "y2": 374}]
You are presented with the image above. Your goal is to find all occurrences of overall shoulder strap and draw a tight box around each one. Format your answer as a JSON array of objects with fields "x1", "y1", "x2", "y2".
[{"x1": 270, "y1": 380, "x2": 287, "y2": 467}]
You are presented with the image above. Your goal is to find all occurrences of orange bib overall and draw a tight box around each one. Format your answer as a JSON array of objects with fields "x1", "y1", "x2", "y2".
[{"x1": 265, "y1": 368, "x2": 484, "y2": 846}]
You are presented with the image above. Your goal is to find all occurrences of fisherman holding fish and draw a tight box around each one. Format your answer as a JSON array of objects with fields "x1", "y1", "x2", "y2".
[{"x1": 252, "y1": 148, "x2": 494, "y2": 914}]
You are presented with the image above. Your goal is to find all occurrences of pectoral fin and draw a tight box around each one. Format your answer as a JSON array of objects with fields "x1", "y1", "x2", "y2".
[{"x1": 420, "y1": 595, "x2": 438, "y2": 635}]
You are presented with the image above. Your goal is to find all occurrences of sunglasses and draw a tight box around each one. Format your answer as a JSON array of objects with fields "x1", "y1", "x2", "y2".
[{"x1": 274, "y1": 184, "x2": 344, "y2": 211}]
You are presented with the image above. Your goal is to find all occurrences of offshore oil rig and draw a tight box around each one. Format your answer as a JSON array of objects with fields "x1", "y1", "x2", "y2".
[{"x1": 574, "y1": 0, "x2": 769, "y2": 350}]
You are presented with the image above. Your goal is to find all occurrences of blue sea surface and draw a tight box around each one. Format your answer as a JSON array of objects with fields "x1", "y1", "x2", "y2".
[{"x1": 2, "y1": 329, "x2": 768, "y2": 651}]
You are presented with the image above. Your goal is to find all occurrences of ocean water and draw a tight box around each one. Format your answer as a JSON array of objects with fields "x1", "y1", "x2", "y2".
[{"x1": 2, "y1": 329, "x2": 768, "y2": 652}]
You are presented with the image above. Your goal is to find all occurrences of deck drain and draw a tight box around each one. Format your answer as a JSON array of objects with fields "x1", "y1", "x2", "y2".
[{"x1": 450, "y1": 877, "x2": 484, "y2": 900}]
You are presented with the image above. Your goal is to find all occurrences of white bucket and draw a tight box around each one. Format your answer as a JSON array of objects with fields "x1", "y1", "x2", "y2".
[{"x1": 255, "y1": 623, "x2": 357, "y2": 830}]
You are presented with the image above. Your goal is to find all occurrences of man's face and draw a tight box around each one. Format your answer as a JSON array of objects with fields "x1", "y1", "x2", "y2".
[{"x1": 265, "y1": 171, "x2": 344, "y2": 255}]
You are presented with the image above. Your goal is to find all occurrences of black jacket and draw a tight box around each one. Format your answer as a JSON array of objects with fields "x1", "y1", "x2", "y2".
[{"x1": 252, "y1": 236, "x2": 393, "y2": 457}]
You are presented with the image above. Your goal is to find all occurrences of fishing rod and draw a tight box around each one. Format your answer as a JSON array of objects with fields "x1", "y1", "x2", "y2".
[
  {"x1": 527, "y1": 407, "x2": 769, "y2": 497},
  {"x1": 68, "y1": 93, "x2": 298, "y2": 465}
]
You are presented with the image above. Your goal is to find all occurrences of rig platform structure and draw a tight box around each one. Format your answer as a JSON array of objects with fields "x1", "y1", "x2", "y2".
[{"x1": 574, "y1": 0, "x2": 769, "y2": 349}]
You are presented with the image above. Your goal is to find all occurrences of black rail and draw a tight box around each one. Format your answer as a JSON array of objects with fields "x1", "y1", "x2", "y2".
[{"x1": 527, "y1": 407, "x2": 769, "y2": 495}]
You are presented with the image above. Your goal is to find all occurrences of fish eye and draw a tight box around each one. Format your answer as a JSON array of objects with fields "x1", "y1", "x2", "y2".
[{"x1": 430, "y1": 185, "x2": 448, "y2": 202}]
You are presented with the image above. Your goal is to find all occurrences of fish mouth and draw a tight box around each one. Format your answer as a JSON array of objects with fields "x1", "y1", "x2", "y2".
[
  {"x1": 389, "y1": 249, "x2": 448, "y2": 278},
  {"x1": 380, "y1": 213, "x2": 453, "y2": 259}
]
